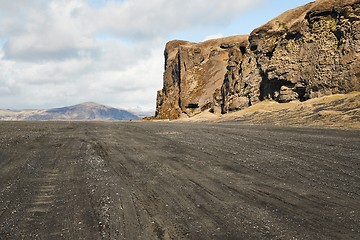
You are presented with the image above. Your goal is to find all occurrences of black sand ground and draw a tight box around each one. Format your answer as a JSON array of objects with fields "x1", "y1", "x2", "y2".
[{"x1": 0, "y1": 121, "x2": 359, "y2": 239}]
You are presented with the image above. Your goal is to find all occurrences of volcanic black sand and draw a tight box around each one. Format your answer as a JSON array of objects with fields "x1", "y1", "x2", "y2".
[{"x1": 0, "y1": 121, "x2": 359, "y2": 239}]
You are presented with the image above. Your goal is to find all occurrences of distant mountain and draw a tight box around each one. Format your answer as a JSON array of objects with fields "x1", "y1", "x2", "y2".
[
  {"x1": 132, "y1": 110, "x2": 155, "y2": 118},
  {"x1": 0, "y1": 102, "x2": 140, "y2": 121}
]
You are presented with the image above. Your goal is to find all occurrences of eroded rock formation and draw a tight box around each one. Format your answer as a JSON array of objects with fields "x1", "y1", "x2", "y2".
[
  {"x1": 155, "y1": 37, "x2": 248, "y2": 119},
  {"x1": 156, "y1": 0, "x2": 360, "y2": 119}
]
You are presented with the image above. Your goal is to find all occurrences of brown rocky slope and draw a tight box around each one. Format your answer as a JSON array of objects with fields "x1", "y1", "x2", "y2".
[{"x1": 155, "y1": 0, "x2": 360, "y2": 119}]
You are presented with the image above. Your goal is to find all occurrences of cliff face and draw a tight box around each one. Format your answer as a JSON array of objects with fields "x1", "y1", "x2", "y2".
[
  {"x1": 155, "y1": 36, "x2": 248, "y2": 119},
  {"x1": 156, "y1": 0, "x2": 360, "y2": 119}
]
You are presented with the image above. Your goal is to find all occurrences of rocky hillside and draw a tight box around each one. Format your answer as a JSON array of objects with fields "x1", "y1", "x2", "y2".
[
  {"x1": 187, "y1": 93, "x2": 360, "y2": 129},
  {"x1": 0, "y1": 102, "x2": 140, "y2": 121},
  {"x1": 155, "y1": 0, "x2": 360, "y2": 119}
]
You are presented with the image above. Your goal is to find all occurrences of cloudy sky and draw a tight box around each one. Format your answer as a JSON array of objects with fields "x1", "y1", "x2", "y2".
[{"x1": 0, "y1": 0, "x2": 313, "y2": 112}]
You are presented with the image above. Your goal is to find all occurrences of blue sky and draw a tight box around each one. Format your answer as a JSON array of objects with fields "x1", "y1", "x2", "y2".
[
  {"x1": 172, "y1": 1, "x2": 314, "y2": 42},
  {"x1": 0, "y1": 0, "x2": 313, "y2": 111}
]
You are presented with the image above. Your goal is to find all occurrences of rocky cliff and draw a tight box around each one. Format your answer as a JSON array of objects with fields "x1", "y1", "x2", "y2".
[
  {"x1": 155, "y1": 0, "x2": 360, "y2": 119},
  {"x1": 155, "y1": 36, "x2": 248, "y2": 119}
]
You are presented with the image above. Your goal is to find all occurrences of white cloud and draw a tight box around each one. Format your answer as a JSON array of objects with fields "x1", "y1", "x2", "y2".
[
  {"x1": 91, "y1": 0, "x2": 264, "y2": 39},
  {"x1": 203, "y1": 33, "x2": 224, "y2": 41},
  {"x1": 0, "y1": 0, "x2": 265, "y2": 111}
]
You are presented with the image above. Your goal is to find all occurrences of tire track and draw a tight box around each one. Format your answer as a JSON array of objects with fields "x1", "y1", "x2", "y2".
[{"x1": 0, "y1": 121, "x2": 359, "y2": 239}]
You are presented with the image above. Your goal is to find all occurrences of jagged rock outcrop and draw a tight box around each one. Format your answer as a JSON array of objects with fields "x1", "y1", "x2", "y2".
[
  {"x1": 155, "y1": 36, "x2": 248, "y2": 119},
  {"x1": 156, "y1": 0, "x2": 360, "y2": 119}
]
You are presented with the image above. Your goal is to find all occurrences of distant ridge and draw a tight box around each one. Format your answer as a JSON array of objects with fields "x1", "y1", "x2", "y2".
[{"x1": 0, "y1": 102, "x2": 140, "y2": 121}]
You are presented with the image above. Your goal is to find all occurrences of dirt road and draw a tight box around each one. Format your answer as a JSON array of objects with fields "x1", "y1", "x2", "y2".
[{"x1": 0, "y1": 121, "x2": 359, "y2": 239}]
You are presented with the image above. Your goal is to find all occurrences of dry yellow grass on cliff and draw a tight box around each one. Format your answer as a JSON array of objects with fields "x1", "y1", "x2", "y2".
[{"x1": 186, "y1": 92, "x2": 360, "y2": 129}]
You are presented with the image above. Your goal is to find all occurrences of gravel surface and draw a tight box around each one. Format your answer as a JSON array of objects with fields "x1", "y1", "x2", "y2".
[{"x1": 0, "y1": 121, "x2": 359, "y2": 239}]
